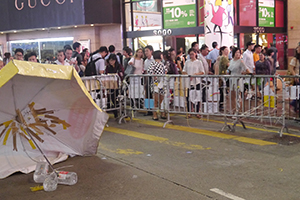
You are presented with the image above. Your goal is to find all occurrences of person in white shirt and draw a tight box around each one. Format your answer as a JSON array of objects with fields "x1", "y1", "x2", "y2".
[
  {"x1": 183, "y1": 48, "x2": 205, "y2": 118},
  {"x1": 243, "y1": 41, "x2": 255, "y2": 73},
  {"x1": 128, "y1": 48, "x2": 145, "y2": 108},
  {"x1": 64, "y1": 47, "x2": 73, "y2": 64},
  {"x1": 143, "y1": 45, "x2": 155, "y2": 115},
  {"x1": 88, "y1": 46, "x2": 108, "y2": 75},
  {"x1": 243, "y1": 41, "x2": 255, "y2": 95},
  {"x1": 54, "y1": 50, "x2": 70, "y2": 66}
]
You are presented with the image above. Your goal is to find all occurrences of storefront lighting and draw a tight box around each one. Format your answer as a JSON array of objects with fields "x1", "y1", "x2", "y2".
[
  {"x1": 91, "y1": 24, "x2": 94, "y2": 27},
  {"x1": 74, "y1": 26, "x2": 77, "y2": 28},
  {"x1": 9, "y1": 37, "x2": 74, "y2": 44},
  {"x1": 0, "y1": 32, "x2": 3, "y2": 34},
  {"x1": 58, "y1": 27, "x2": 61, "y2": 29},
  {"x1": 42, "y1": 28, "x2": 45, "y2": 31},
  {"x1": 13, "y1": 31, "x2": 17, "y2": 33}
]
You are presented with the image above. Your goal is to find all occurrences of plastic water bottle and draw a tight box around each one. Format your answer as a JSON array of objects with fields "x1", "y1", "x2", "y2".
[
  {"x1": 43, "y1": 172, "x2": 58, "y2": 192},
  {"x1": 57, "y1": 171, "x2": 78, "y2": 185},
  {"x1": 33, "y1": 162, "x2": 49, "y2": 183}
]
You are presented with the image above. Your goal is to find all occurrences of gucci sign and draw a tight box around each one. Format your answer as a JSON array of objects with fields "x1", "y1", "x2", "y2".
[{"x1": 15, "y1": 0, "x2": 74, "y2": 11}]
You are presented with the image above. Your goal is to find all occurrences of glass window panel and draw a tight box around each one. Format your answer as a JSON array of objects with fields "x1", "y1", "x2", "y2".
[
  {"x1": 132, "y1": 0, "x2": 162, "y2": 31},
  {"x1": 11, "y1": 42, "x2": 39, "y2": 58},
  {"x1": 40, "y1": 40, "x2": 73, "y2": 63}
]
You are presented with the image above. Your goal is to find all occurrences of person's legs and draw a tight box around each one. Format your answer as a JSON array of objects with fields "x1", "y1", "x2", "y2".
[{"x1": 153, "y1": 93, "x2": 159, "y2": 120}]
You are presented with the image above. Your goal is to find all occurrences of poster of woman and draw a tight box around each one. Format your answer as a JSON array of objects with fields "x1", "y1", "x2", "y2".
[{"x1": 205, "y1": 0, "x2": 234, "y2": 49}]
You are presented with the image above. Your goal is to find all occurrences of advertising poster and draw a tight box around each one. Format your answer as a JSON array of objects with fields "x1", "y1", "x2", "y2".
[
  {"x1": 163, "y1": 0, "x2": 196, "y2": 29},
  {"x1": 133, "y1": 12, "x2": 162, "y2": 28},
  {"x1": 204, "y1": 0, "x2": 234, "y2": 49},
  {"x1": 259, "y1": 0, "x2": 275, "y2": 27}
]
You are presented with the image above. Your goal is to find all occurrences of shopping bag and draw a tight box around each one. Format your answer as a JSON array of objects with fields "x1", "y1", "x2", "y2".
[{"x1": 189, "y1": 90, "x2": 202, "y2": 104}]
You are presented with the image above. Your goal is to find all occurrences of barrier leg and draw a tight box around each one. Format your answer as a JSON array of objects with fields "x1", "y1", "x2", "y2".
[{"x1": 163, "y1": 112, "x2": 174, "y2": 128}]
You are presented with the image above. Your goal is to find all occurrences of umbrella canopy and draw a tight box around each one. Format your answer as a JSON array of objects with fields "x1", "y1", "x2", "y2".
[{"x1": 0, "y1": 60, "x2": 108, "y2": 178}]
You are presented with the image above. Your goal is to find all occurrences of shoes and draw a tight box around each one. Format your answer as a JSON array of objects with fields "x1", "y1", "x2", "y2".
[
  {"x1": 144, "y1": 111, "x2": 153, "y2": 116},
  {"x1": 161, "y1": 114, "x2": 167, "y2": 120}
]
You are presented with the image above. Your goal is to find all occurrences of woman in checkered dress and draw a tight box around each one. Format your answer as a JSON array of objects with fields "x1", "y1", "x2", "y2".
[{"x1": 147, "y1": 50, "x2": 167, "y2": 120}]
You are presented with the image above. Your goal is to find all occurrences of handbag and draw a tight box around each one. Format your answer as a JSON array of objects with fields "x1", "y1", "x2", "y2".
[{"x1": 124, "y1": 58, "x2": 136, "y2": 75}]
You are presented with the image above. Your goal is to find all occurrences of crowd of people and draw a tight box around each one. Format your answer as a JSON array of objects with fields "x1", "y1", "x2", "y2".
[{"x1": 1, "y1": 39, "x2": 299, "y2": 116}]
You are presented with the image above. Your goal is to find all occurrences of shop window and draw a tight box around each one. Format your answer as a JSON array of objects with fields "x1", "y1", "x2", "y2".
[
  {"x1": 11, "y1": 42, "x2": 39, "y2": 58},
  {"x1": 239, "y1": 0, "x2": 256, "y2": 26},
  {"x1": 9, "y1": 38, "x2": 73, "y2": 63},
  {"x1": 134, "y1": 36, "x2": 163, "y2": 51},
  {"x1": 131, "y1": 0, "x2": 162, "y2": 31},
  {"x1": 40, "y1": 40, "x2": 73, "y2": 63}
]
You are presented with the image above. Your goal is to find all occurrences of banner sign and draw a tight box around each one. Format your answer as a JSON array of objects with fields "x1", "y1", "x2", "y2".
[
  {"x1": 259, "y1": 0, "x2": 275, "y2": 27},
  {"x1": 0, "y1": 0, "x2": 121, "y2": 32},
  {"x1": 204, "y1": 0, "x2": 234, "y2": 49},
  {"x1": 0, "y1": 0, "x2": 84, "y2": 32},
  {"x1": 163, "y1": 0, "x2": 196, "y2": 29}
]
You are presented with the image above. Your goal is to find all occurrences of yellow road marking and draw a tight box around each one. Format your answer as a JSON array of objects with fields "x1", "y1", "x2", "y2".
[
  {"x1": 105, "y1": 126, "x2": 210, "y2": 150},
  {"x1": 130, "y1": 118, "x2": 277, "y2": 146},
  {"x1": 169, "y1": 114, "x2": 299, "y2": 138},
  {"x1": 99, "y1": 144, "x2": 144, "y2": 155}
]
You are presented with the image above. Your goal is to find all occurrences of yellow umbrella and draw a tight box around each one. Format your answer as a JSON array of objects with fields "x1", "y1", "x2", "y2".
[{"x1": 0, "y1": 60, "x2": 108, "y2": 178}]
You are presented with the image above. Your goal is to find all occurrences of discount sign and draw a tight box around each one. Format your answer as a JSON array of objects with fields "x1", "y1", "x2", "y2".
[
  {"x1": 163, "y1": 0, "x2": 196, "y2": 29},
  {"x1": 259, "y1": 0, "x2": 274, "y2": 27}
]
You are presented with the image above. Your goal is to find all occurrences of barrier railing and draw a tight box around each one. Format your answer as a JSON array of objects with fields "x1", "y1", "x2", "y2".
[
  {"x1": 81, "y1": 74, "x2": 124, "y2": 120},
  {"x1": 80, "y1": 74, "x2": 300, "y2": 137},
  {"x1": 278, "y1": 75, "x2": 300, "y2": 121},
  {"x1": 121, "y1": 74, "x2": 288, "y2": 137}
]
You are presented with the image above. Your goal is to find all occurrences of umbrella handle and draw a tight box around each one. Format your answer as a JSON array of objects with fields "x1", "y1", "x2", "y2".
[{"x1": 25, "y1": 128, "x2": 56, "y2": 174}]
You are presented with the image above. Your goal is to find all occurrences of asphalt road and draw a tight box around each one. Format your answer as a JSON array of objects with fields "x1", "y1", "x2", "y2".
[{"x1": 1, "y1": 114, "x2": 300, "y2": 200}]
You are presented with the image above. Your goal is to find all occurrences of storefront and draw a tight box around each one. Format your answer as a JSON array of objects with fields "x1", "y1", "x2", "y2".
[
  {"x1": 122, "y1": 0, "x2": 287, "y2": 68},
  {"x1": 0, "y1": 0, "x2": 122, "y2": 62}
]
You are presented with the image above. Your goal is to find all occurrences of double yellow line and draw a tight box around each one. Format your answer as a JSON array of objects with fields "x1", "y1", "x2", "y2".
[{"x1": 105, "y1": 115, "x2": 278, "y2": 150}]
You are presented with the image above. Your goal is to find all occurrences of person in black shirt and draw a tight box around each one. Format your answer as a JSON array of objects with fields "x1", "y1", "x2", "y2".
[{"x1": 105, "y1": 54, "x2": 125, "y2": 118}]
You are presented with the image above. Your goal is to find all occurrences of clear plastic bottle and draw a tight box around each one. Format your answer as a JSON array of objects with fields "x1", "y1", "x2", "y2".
[
  {"x1": 43, "y1": 172, "x2": 58, "y2": 192},
  {"x1": 33, "y1": 162, "x2": 49, "y2": 183},
  {"x1": 57, "y1": 171, "x2": 78, "y2": 185}
]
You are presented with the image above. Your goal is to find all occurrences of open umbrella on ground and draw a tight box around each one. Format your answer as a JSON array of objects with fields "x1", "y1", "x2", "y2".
[{"x1": 0, "y1": 60, "x2": 108, "y2": 179}]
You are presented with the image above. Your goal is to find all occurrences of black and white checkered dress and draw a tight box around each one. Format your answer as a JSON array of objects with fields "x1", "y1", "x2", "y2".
[{"x1": 147, "y1": 61, "x2": 167, "y2": 95}]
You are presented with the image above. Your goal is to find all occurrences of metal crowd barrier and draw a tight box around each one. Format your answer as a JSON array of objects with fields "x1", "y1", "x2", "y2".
[
  {"x1": 81, "y1": 74, "x2": 124, "y2": 120},
  {"x1": 120, "y1": 74, "x2": 288, "y2": 137},
  {"x1": 279, "y1": 75, "x2": 300, "y2": 121}
]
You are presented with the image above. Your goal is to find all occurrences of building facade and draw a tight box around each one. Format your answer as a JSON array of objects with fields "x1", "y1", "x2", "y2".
[
  {"x1": 122, "y1": 0, "x2": 287, "y2": 68},
  {"x1": 0, "y1": 0, "x2": 122, "y2": 62}
]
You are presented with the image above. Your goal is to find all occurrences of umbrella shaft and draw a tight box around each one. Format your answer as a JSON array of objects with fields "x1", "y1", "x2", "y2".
[{"x1": 25, "y1": 129, "x2": 55, "y2": 172}]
